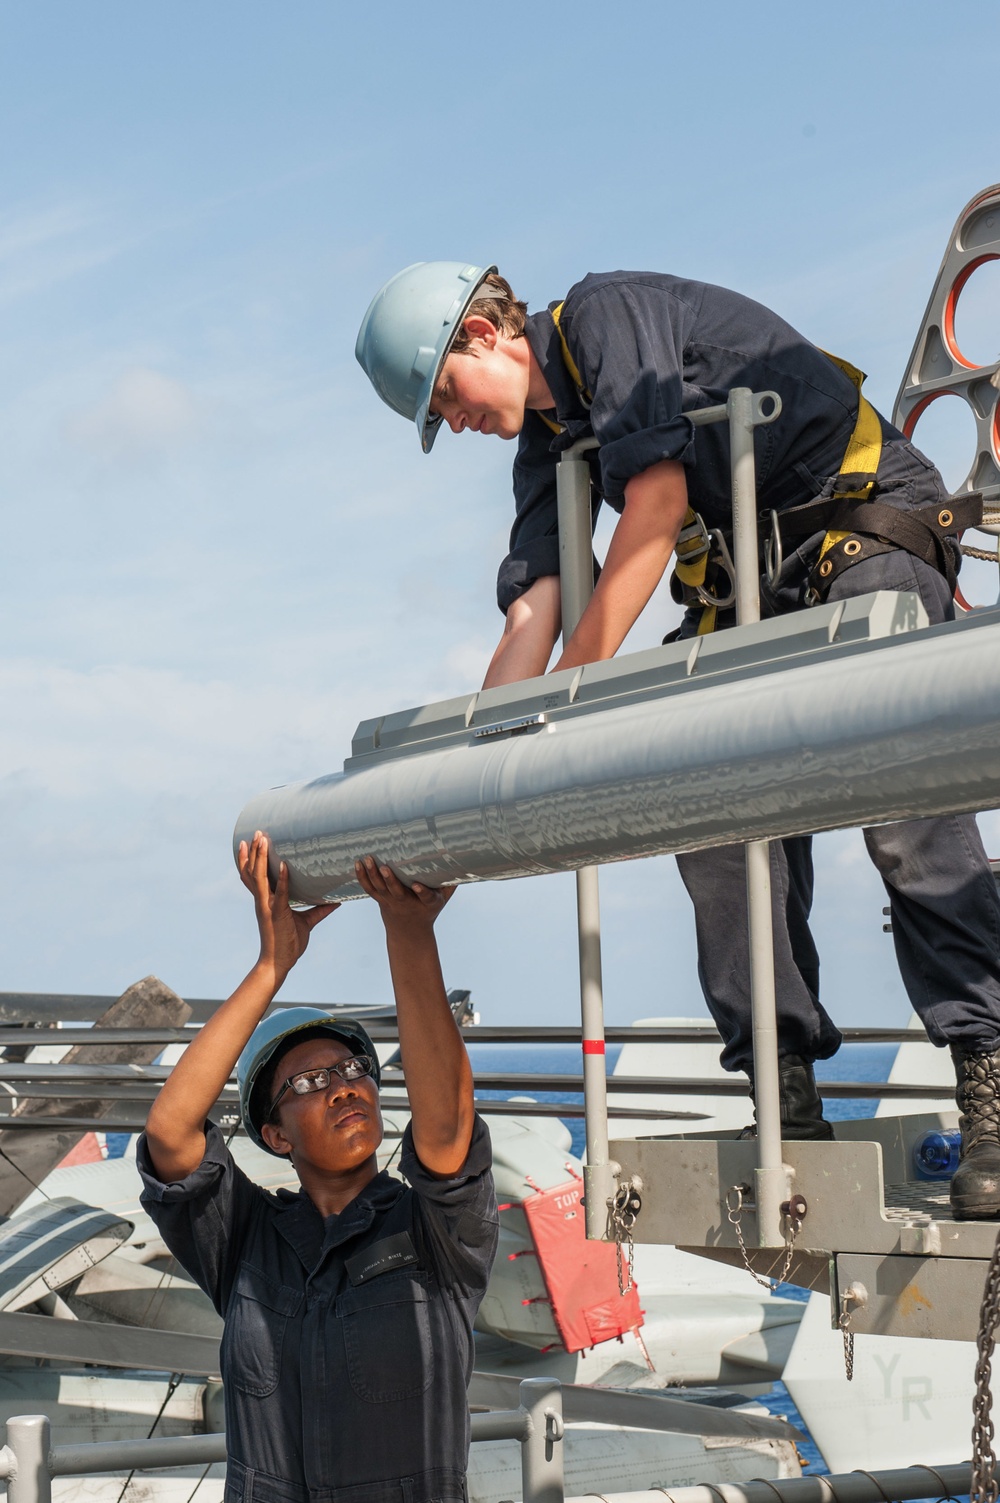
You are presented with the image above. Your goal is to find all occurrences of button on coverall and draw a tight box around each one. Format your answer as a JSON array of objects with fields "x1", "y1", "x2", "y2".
[
  {"x1": 138, "y1": 1116, "x2": 498, "y2": 1503},
  {"x1": 498, "y1": 271, "x2": 1000, "y2": 1073}
]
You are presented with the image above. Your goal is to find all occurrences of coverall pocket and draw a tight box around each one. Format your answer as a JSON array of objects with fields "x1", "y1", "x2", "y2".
[
  {"x1": 225, "y1": 1264, "x2": 302, "y2": 1398},
  {"x1": 339, "y1": 1271, "x2": 434, "y2": 1401}
]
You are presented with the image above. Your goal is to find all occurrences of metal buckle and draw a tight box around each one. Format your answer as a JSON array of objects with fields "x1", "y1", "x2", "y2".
[
  {"x1": 675, "y1": 511, "x2": 712, "y2": 565},
  {"x1": 764, "y1": 510, "x2": 783, "y2": 590},
  {"x1": 694, "y1": 530, "x2": 737, "y2": 611}
]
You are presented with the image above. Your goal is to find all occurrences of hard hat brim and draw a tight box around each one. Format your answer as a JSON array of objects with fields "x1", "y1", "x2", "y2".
[{"x1": 415, "y1": 265, "x2": 498, "y2": 454}]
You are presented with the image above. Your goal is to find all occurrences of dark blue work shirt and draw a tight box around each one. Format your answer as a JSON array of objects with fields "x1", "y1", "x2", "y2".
[
  {"x1": 498, "y1": 270, "x2": 905, "y2": 613},
  {"x1": 137, "y1": 1117, "x2": 498, "y2": 1502}
]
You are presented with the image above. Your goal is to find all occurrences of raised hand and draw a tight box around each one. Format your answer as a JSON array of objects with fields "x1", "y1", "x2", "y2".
[
  {"x1": 354, "y1": 855, "x2": 454, "y2": 931},
  {"x1": 240, "y1": 832, "x2": 339, "y2": 985}
]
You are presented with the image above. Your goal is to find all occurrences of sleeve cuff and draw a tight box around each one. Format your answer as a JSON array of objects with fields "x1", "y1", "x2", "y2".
[
  {"x1": 400, "y1": 1112, "x2": 493, "y2": 1191},
  {"x1": 599, "y1": 417, "x2": 696, "y2": 500},
  {"x1": 136, "y1": 1121, "x2": 231, "y2": 1203},
  {"x1": 496, "y1": 537, "x2": 562, "y2": 613}
]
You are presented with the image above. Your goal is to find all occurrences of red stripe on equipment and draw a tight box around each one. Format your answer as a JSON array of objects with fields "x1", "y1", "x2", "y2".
[{"x1": 582, "y1": 1040, "x2": 605, "y2": 1055}]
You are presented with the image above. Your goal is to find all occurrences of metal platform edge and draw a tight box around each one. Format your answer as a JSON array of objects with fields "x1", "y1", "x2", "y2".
[{"x1": 611, "y1": 1112, "x2": 1000, "y2": 1342}]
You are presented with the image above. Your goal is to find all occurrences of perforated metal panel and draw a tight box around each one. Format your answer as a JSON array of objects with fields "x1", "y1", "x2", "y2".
[{"x1": 893, "y1": 183, "x2": 1000, "y2": 518}]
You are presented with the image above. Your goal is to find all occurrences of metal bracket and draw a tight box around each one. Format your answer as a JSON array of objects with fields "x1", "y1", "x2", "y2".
[{"x1": 473, "y1": 713, "x2": 547, "y2": 741}]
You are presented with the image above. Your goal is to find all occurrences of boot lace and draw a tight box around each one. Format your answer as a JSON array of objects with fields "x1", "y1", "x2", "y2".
[{"x1": 958, "y1": 1052, "x2": 1000, "y2": 1153}]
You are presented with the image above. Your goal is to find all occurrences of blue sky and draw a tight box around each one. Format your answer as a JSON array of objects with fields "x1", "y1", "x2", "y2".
[{"x1": 0, "y1": 2, "x2": 998, "y2": 1028}]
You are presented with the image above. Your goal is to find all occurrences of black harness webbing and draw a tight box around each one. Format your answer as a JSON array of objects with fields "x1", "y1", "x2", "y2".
[
  {"x1": 776, "y1": 491, "x2": 984, "y2": 600},
  {"x1": 545, "y1": 302, "x2": 980, "y2": 616}
]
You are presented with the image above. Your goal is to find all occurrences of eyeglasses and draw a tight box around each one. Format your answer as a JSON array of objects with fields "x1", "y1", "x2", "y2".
[{"x1": 268, "y1": 1054, "x2": 375, "y2": 1116}]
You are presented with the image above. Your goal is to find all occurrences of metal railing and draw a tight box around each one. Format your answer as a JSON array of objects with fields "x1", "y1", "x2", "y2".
[
  {"x1": 0, "y1": 1401, "x2": 971, "y2": 1503},
  {"x1": 554, "y1": 390, "x2": 789, "y2": 1246},
  {"x1": 564, "y1": 1467, "x2": 971, "y2": 1503},
  {"x1": 0, "y1": 1377, "x2": 565, "y2": 1503}
]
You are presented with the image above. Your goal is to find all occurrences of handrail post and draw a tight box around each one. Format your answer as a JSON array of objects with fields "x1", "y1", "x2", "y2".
[
  {"x1": 6, "y1": 1415, "x2": 52, "y2": 1503},
  {"x1": 518, "y1": 1378, "x2": 564, "y2": 1503},
  {"x1": 728, "y1": 386, "x2": 787, "y2": 1247},
  {"x1": 556, "y1": 439, "x2": 615, "y2": 1241}
]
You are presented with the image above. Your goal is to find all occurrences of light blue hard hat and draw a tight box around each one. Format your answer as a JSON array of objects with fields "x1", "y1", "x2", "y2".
[
  {"x1": 236, "y1": 1007, "x2": 380, "y2": 1156},
  {"x1": 355, "y1": 261, "x2": 497, "y2": 453}
]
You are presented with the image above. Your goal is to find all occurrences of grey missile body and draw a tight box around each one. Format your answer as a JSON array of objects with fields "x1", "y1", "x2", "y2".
[{"x1": 233, "y1": 592, "x2": 1000, "y2": 905}]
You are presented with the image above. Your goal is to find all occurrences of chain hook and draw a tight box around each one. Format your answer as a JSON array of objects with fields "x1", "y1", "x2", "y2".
[
  {"x1": 837, "y1": 1281, "x2": 867, "y2": 1384},
  {"x1": 609, "y1": 1181, "x2": 642, "y2": 1296},
  {"x1": 726, "y1": 1183, "x2": 802, "y2": 1291}
]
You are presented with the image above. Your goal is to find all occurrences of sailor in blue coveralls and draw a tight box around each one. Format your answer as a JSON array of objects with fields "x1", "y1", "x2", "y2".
[
  {"x1": 356, "y1": 261, "x2": 1000, "y2": 1220},
  {"x1": 139, "y1": 835, "x2": 498, "y2": 1502}
]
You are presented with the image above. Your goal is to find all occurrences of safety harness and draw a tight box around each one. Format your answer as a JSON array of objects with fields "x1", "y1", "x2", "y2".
[
  {"x1": 541, "y1": 306, "x2": 981, "y2": 631},
  {"x1": 770, "y1": 352, "x2": 983, "y2": 603},
  {"x1": 545, "y1": 303, "x2": 737, "y2": 634}
]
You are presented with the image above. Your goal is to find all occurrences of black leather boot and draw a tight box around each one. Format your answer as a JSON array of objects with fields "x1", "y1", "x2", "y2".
[
  {"x1": 738, "y1": 1053, "x2": 834, "y2": 1141},
  {"x1": 950, "y1": 1046, "x2": 1000, "y2": 1220}
]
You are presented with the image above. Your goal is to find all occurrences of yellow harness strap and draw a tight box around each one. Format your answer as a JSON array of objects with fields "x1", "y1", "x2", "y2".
[
  {"x1": 673, "y1": 510, "x2": 717, "y2": 619},
  {"x1": 551, "y1": 301, "x2": 593, "y2": 404},
  {"x1": 817, "y1": 352, "x2": 884, "y2": 562}
]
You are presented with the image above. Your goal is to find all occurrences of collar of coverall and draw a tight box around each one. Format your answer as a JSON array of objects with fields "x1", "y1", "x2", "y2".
[
  {"x1": 523, "y1": 305, "x2": 593, "y2": 440},
  {"x1": 272, "y1": 1169, "x2": 406, "y2": 1266}
]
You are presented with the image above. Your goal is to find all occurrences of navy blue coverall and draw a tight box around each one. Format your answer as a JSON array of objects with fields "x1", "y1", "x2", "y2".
[
  {"x1": 499, "y1": 271, "x2": 1000, "y2": 1073},
  {"x1": 138, "y1": 1116, "x2": 498, "y2": 1503}
]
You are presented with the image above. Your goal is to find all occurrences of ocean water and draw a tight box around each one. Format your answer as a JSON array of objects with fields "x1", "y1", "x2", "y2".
[
  {"x1": 466, "y1": 1038, "x2": 906, "y2": 1480},
  {"x1": 465, "y1": 1041, "x2": 899, "y2": 1158}
]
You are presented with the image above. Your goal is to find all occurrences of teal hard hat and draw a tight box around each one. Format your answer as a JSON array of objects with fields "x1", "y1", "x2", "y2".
[
  {"x1": 236, "y1": 1007, "x2": 380, "y2": 1157},
  {"x1": 356, "y1": 261, "x2": 497, "y2": 453}
]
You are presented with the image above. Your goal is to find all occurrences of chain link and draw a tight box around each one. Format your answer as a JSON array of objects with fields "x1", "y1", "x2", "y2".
[
  {"x1": 610, "y1": 1183, "x2": 641, "y2": 1296},
  {"x1": 838, "y1": 1294, "x2": 855, "y2": 1383},
  {"x1": 725, "y1": 1184, "x2": 799, "y2": 1290},
  {"x1": 972, "y1": 1224, "x2": 1000, "y2": 1503}
]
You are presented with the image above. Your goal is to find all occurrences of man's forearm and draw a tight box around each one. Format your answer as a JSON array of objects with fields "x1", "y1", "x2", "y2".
[
  {"x1": 482, "y1": 574, "x2": 561, "y2": 688},
  {"x1": 387, "y1": 925, "x2": 474, "y2": 1174},
  {"x1": 552, "y1": 459, "x2": 688, "y2": 672}
]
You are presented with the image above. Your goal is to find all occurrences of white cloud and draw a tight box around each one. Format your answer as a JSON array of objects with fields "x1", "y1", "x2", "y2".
[
  {"x1": 0, "y1": 203, "x2": 95, "y2": 264},
  {"x1": 0, "y1": 657, "x2": 367, "y2": 803},
  {"x1": 0, "y1": 197, "x2": 126, "y2": 311},
  {"x1": 64, "y1": 368, "x2": 200, "y2": 460}
]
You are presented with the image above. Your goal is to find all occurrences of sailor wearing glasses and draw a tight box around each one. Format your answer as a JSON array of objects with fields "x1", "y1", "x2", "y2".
[{"x1": 138, "y1": 834, "x2": 497, "y2": 1503}]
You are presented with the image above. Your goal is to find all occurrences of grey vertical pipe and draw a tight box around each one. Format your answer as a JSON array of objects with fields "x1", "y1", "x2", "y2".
[
  {"x1": 556, "y1": 443, "x2": 599, "y2": 645},
  {"x1": 728, "y1": 387, "x2": 786, "y2": 1247},
  {"x1": 556, "y1": 438, "x2": 615, "y2": 1242},
  {"x1": 6, "y1": 1415, "x2": 51, "y2": 1503},
  {"x1": 519, "y1": 1378, "x2": 564, "y2": 1503},
  {"x1": 574, "y1": 866, "x2": 609, "y2": 1238}
]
